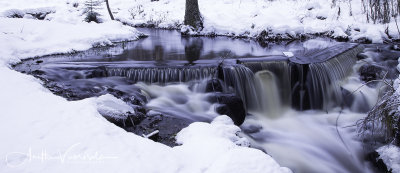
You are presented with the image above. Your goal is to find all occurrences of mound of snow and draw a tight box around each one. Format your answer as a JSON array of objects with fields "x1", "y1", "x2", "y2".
[
  {"x1": 331, "y1": 27, "x2": 348, "y2": 39},
  {"x1": 173, "y1": 115, "x2": 292, "y2": 173},
  {"x1": 96, "y1": 94, "x2": 134, "y2": 120}
]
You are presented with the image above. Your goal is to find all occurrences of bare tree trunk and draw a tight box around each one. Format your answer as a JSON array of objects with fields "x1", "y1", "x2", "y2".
[
  {"x1": 184, "y1": 0, "x2": 203, "y2": 30},
  {"x1": 105, "y1": 0, "x2": 114, "y2": 20}
]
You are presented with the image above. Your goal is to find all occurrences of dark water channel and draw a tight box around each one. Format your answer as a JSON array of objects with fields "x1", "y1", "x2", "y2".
[{"x1": 14, "y1": 28, "x2": 400, "y2": 173}]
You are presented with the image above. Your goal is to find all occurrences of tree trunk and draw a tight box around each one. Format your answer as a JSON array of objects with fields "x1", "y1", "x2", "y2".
[
  {"x1": 105, "y1": 0, "x2": 114, "y2": 20},
  {"x1": 184, "y1": 0, "x2": 203, "y2": 30}
]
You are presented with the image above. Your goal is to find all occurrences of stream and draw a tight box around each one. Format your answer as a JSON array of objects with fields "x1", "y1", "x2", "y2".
[{"x1": 14, "y1": 28, "x2": 400, "y2": 173}]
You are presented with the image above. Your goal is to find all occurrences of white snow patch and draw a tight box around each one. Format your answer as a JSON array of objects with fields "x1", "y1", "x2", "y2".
[
  {"x1": 173, "y1": 115, "x2": 292, "y2": 173},
  {"x1": 377, "y1": 145, "x2": 400, "y2": 173},
  {"x1": 331, "y1": 27, "x2": 348, "y2": 38},
  {"x1": 96, "y1": 94, "x2": 134, "y2": 119},
  {"x1": 282, "y1": 52, "x2": 294, "y2": 58},
  {"x1": 0, "y1": 18, "x2": 142, "y2": 65}
]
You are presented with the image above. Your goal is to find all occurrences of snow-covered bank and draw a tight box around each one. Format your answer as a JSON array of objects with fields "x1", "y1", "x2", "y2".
[
  {"x1": 0, "y1": 1, "x2": 291, "y2": 172},
  {"x1": 108, "y1": 0, "x2": 399, "y2": 43},
  {"x1": 0, "y1": 18, "x2": 142, "y2": 65},
  {"x1": 1, "y1": 0, "x2": 398, "y2": 43}
]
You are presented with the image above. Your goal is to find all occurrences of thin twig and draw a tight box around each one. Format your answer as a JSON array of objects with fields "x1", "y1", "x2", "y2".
[{"x1": 336, "y1": 109, "x2": 353, "y2": 154}]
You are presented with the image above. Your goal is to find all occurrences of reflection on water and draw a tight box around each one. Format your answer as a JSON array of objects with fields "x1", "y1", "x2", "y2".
[
  {"x1": 21, "y1": 28, "x2": 341, "y2": 68},
  {"x1": 183, "y1": 37, "x2": 203, "y2": 65},
  {"x1": 74, "y1": 28, "x2": 338, "y2": 65}
]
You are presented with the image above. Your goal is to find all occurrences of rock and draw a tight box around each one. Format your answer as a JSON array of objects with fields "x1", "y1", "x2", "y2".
[
  {"x1": 205, "y1": 79, "x2": 223, "y2": 92},
  {"x1": 354, "y1": 37, "x2": 372, "y2": 44},
  {"x1": 391, "y1": 44, "x2": 400, "y2": 51},
  {"x1": 106, "y1": 88, "x2": 125, "y2": 97},
  {"x1": 359, "y1": 64, "x2": 385, "y2": 84},
  {"x1": 125, "y1": 112, "x2": 146, "y2": 126},
  {"x1": 357, "y1": 53, "x2": 368, "y2": 60},
  {"x1": 103, "y1": 116, "x2": 126, "y2": 127},
  {"x1": 32, "y1": 70, "x2": 45, "y2": 76},
  {"x1": 3, "y1": 9, "x2": 24, "y2": 18},
  {"x1": 126, "y1": 113, "x2": 192, "y2": 146},
  {"x1": 135, "y1": 106, "x2": 147, "y2": 115},
  {"x1": 366, "y1": 151, "x2": 391, "y2": 173},
  {"x1": 208, "y1": 93, "x2": 246, "y2": 125},
  {"x1": 103, "y1": 111, "x2": 146, "y2": 128}
]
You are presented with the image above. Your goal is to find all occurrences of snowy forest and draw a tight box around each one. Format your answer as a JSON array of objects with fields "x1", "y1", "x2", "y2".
[{"x1": 0, "y1": 0, "x2": 400, "y2": 173}]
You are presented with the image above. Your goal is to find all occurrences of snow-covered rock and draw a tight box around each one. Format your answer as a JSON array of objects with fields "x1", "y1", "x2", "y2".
[
  {"x1": 377, "y1": 145, "x2": 400, "y2": 173},
  {"x1": 96, "y1": 94, "x2": 134, "y2": 120}
]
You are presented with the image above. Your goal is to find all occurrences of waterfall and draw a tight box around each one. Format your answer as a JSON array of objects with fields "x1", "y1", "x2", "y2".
[
  {"x1": 254, "y1": 70, "x2": 282, "y2": 118},
  {"x1": 107, "y1": 66, "x2": 217, "y2": 84},
  {"x1": 307, "y1": 51, "x2": 357, "y2": 111},
  {"x1": 244, "y1": 61, "x2": 292, "y2": 108},
  {"x1": 221, "y1": 65, "x2": 261, "y2": 111},
  {"x1": 104, "y1": 44, "x2": 362, "y2": 113}
]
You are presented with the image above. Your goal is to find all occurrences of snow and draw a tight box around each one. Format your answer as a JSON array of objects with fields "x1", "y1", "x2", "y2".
[
  {"x1": 282, "y1": 52, "x2": 294, "y2": 58},
  {"x1": 0, "y1": 1, "x2": 291, "y2": 172},
  {"x1": 377, "y1": 145, "x2": 400, "y2": 173},
  {"x1": 331, "y1": 27, "x2": 348, "y2": 39},
  {"x1": 0, "y1": 18, "x2": 142, "y2": 64},
  {"x1": 97, "y1": 0, "x2": 399, "y2": 43},
  {"x1": 1, "y1": 0, "x2": 398, "y2": 43},
  {"x1": 96, "y1": 94, "x2": 135, "y2": 119},
  {"x1": 173, "y1": 116, "x2": 292, "y2": 173}
]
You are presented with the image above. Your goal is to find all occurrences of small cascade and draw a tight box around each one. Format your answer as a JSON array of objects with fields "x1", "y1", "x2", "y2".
[
  {"x1": 221, "y1": 65, "x2": 261, "y2": 111},
  {"x1": 238, "y1": 47, "x2": 359, "y2": 112},
  {"x1": 254, "y1": 70, "x2": 282, "y2": 118},
  {"x1": 244, "y1": 61, "x2": 292, "y2": 108},
  {"x1": 307, "y1": 52, "x2": 357, "y2": 110},
  {"x1": 106, "y1": 66, "x2": 217, "y2": 84}
]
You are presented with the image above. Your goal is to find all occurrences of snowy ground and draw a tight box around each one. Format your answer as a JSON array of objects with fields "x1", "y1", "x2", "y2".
[
  {"x1": 0, "y1": 0, "x2": 291, "y2": 172},
  {"x1": 110, "y1": 0, "x2": 399, "y2": 43},
  {"x1": 2, "y1": 0, "x2": 399, "y2": 43}
]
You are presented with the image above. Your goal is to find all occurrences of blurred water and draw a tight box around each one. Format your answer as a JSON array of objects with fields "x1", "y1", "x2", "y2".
[{"x1": 14, "y1": 28, "x2": 399, "y2": 173}]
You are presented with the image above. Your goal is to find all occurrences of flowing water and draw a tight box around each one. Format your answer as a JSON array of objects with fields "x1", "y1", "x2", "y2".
[{"x1": 15, "y1": 28, "x2": 400, "y2": 173}]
